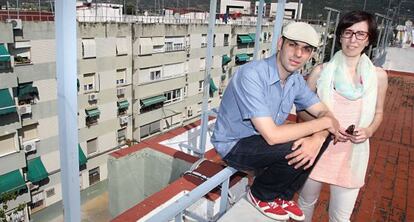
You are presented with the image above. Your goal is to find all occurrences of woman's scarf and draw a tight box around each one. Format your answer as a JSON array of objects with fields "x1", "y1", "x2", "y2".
[{"x1": 316, "y1": 50, "x2": 378, "y2": 186}]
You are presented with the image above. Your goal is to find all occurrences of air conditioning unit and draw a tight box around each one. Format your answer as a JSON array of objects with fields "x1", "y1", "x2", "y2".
[
  {"x1": 117, "y1": 88, "x2": 126, "y2": 96},
  {"x1": 88, "y1": 93, "x2": 98, "y2": 101},
  {"x1": 19, "y1": 104, "x2": 32, "y2": 115},
  {"x1": 119, "y1": 116, "x2": 129, "y2": 125},
  {"x1": 22, "y1": 139, "x2": 39, "y2": 153},
  {"x1": 6, "y1": 18, "x2": 22, "y2": 29}
]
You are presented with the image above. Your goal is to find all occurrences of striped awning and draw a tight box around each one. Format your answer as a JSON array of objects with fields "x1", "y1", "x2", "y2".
[
  {"x1": 141, "y1": 95, "x2": 166, "y2": 107},
  {"x1": 117, "y1": 99, "x2": 129, "y2": 110},
  {"x1": 85, "y1": 108, "x2": 100, "y2": 118},
  {"x1": 27, "y1": 157, "x2": 48, "y2": 183},
  {"x1": 0, "y1": 88, "x2": 17, "y2": 116},
  {"x1": 237, "y1": 35, "x2": 254, "y2": 44},
  {"x1": 0, "y1": 44, "x2": 10, "y2": 62}
]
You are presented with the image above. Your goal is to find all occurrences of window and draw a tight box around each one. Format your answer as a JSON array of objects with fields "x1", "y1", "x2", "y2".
[
  {"x1": 86, "y1": 138, "x2": 98, "y2": 155},
  {"x1": 164, "y1": 88, "x2": 183, "y2": 105},
  {"x1": 82, "y1": 38, "x2": 96, "y2": 59},
  {"x1": 85, "y1": 108, "x2": 100, "y2": 126},
  {"x1": 173, "y1": 43, "x2": 184, "y2": 51},
  {"x1": 83, "y1": 73, "x2": 96, "y2": 93},
  {"x1": 117, "y1": 128, "x2": 126, "y2": 144},
  {"x1": 88, "y1": 167, "x2": 100, "y2": 186},
  {"x1": 152, "y1": 37, "x2": 165, "y2": 53},
  {"x1": 187, "y1": 107, "x2": 193, "y2": 117},
  {"x1": 13, "y1": 41, "x2": 32, "y2": 65},
  {"x1": 0, "y1": 133, "x2": 17, "y2": 156},
  {"x1": 140, "y1": 121, "x2": 161, "y2": 139},
  {"x1": 224, "y1": 34, "x2": 229, "y2": 46},
  {"x1": 116, "y1": 37, "x2": 128, "y2": 56},
  {"x1": 150, "y1": 70, "x2": 161, "y2": 81},
  {"x1": 201, "y1": 34, "x2": 207, "y2": 48},
  {"x1": 198, "y1": 80, "x2": 204, "y2": 92},
  {"x1": 45, "y1": 188, "x2": 55, "y2": 198},
  {"x1": 21, "y1": 124, "x2": 39, "y2": 142},
  {"x1": 116, "y1": 69, "x2": 127, "y2": 85},
  {"x1": 30, "y1": 191, "x2": 45, "y2": 210},
  {"x1": 165, "y1": 42, "x2": 173, "y2": 52},
  {"x1": 140, "y1": 95, "x2": 166, "y2": 113},
  {"x1": 200, "y1": 58, "x2": 206, "y2": 71}
]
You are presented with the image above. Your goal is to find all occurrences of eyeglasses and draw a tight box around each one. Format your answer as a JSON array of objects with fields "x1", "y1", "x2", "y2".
[{"x1": 341, "y1": 29, "x2": 369, "y2": 40}]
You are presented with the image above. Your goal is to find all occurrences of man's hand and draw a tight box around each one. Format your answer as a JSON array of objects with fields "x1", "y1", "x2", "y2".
[
  {"x1": 322, "y1": 115, "x2": 341, "y2": 144},
  {"x1": 285, "y1": 134, "x2": 326, "y2": 170}
]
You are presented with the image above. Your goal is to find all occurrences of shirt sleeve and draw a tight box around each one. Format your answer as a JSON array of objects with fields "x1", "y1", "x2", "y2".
[
  {"x1": 294, "y1": 75, "x2": 320, "y2": 111},
  {"x1": 233, "y1": 67, "x2": 272, "y2": 119}
]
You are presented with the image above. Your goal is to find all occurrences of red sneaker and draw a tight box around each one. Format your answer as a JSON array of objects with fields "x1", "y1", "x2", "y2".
[
  {"x1": 274, "y1": 198, "x2": 305, "y2": 221},
  {"x1": 247, "y1": 190, "x2": 289, "y2": 221}
]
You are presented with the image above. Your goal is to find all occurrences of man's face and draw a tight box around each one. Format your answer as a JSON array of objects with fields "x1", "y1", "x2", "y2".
[{"x1": 277, "y1": 38, "x2": 314, "y2": 75}]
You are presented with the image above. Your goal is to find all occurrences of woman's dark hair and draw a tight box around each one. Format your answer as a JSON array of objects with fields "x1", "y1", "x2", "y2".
[{"x1": 335, "y1": 11, "x2": 378, "y2": 46}]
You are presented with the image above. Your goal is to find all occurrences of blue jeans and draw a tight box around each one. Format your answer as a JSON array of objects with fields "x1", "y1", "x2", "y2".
[{"x1": 223, "y1": 135, "x2": 331, "y2": 201}]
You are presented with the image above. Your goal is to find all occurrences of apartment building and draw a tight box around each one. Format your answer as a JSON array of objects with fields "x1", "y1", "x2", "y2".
[{"x1": 0, "y1": 19, "x2": 274, "y2": 221}]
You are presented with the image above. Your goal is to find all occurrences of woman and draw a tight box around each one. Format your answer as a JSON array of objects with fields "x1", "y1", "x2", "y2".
[{"x1": 298, "y1": 11, "x2": 388, "y2": 222}]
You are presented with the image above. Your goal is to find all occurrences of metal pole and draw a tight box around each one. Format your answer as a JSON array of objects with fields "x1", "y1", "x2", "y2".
[
  {"x1": 253, "y1": 0, "x2": 264, "y2": 60},
  {"x1": 271, "y1": 0, "x2": 286, "y2": 55},
  {"x1": 38, "y1": 0, "x2": 41, "y2": 19},
  {"x1": 199, "y1": 0, "x2": 217, "y2": 157},
  {"x1": 330, "y1": 12, "x2": 340, "y2": 59},
  {"x1": 321, "y1": 10, "x2": 331, "y2": 62},
  {"x1": 7, "y1": 1, "x2": 10, "y2": 19},
  {"x1": 146, "y1": 167, "x2": 238, "y2": 221},
  {"x1": 297, "y1": 0, "x2": 302, "y2": 20},
  {"x1": 55, "y1": 0, "x2": 81, "y2": 221},
  {"x1": 16, "y1": 0, "x2": 19, "y2": 19}
]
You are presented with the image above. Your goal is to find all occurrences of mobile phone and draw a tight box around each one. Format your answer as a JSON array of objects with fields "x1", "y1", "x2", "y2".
[{"x1": 345, "y1": 124, "x2": 355, "y2": 135}]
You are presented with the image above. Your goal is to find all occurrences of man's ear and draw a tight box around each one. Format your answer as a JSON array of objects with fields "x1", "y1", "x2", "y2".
[{"x1": 277, "y1": 37, "x2": 283, "y2": 51}]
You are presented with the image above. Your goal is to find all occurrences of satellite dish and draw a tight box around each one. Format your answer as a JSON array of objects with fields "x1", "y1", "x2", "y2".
[{"x1": 86, "y1": 0, "x2": 92, "y2": 3}]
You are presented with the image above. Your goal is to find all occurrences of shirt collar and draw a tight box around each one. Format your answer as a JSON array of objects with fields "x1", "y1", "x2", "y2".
[{"x1": 265, "y1": 53, "x2": 299, "y2": 85}]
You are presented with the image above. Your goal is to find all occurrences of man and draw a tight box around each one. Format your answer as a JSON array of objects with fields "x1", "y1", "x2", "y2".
[{"x1": 211, "y1": 22, "x2": 340, "y2": 221}]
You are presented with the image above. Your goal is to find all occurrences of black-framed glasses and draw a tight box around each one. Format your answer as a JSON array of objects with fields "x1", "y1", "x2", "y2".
[{"x1": 341, "y1": 29, "x2": 369, "y2": 40}]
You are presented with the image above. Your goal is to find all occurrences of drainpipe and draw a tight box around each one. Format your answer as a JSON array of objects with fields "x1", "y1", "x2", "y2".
[{"x1": 55, "y1": 0, "x2": 81, "y2": 221}]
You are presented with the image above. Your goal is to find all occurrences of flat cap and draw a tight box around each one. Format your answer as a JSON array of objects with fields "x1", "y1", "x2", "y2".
[{"x1": 282, "y1": 22, "x2": 320, "y2": 47}]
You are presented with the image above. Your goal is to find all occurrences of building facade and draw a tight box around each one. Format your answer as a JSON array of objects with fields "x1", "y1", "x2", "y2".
[{"x1": 0, "y1": 19, "x2": 274, "y2": 221}]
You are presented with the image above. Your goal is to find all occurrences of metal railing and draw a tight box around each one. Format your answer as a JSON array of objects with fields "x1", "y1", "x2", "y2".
[{"x1": 145, "y1": 166, "x2": 238, "y2": 222}]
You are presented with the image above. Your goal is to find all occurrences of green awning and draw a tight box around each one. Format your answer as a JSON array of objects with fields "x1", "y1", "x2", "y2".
[
  {"x1": 237, "y1": 35, "x2": 253, "y2": 44},
  {"x1": 117, "y1": 99, "x2": 129, "y2": 110},
  {"x1": 141, "y1": 95, "x2": 166, "y2": 107},
  {"x1": 27, "y1": 157, "x2": 48, "y2": 183},
  {"x1": 18, "y1": 83, "x2": 39, "y2": 101},
  {"x1": 249, "y1": 33, "x2": 256, "y2": 41},
  {"x1": 0, "y1": 44, "x2": 10, "y2": 62},
  {"x1": 222, "y1": 55, "x2": 231, "y2": 65},
  {"x1": 236, "y1": 53, "x2": 250, "y2": 62},
  {"x1": 0, "y1": 170, "x2": 26, "y2": 194},
  {"x1": 78, "y1": 144, "x2": 87, "y2": 166},
  {"x1": 210, "y1": 78, "x2": 218, "y2": 93},
  {"x1": 0, "y1": 88, "x2": 17, "y2": 116},
  {"x1": 85, "y1": 108, "x2": 100, "y2": 118}
]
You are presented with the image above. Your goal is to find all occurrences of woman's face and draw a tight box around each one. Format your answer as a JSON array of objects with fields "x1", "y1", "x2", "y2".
[{"x1": 340, "y1": 21, "x2": 370, "y2": 57}]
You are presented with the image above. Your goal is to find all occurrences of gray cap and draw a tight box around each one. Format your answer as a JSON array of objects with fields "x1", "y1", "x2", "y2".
[{"x1": 282, "y1": 22, "x2": 320, "y2": 48}]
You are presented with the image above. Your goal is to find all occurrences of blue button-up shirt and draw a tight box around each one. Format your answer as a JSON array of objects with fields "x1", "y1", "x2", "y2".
[{"x1": 211, "y1": 54, "x2": 319, "y2": 157}]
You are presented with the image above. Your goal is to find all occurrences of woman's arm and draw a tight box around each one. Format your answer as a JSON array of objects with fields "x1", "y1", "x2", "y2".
[{"x1": 351, "y1": 67, "x2": 388, "y2": 143}]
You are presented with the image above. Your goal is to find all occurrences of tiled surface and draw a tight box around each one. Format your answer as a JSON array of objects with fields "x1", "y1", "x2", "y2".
[{"x1": 310, "y1": 71, "x2": 414, "y2": 222}]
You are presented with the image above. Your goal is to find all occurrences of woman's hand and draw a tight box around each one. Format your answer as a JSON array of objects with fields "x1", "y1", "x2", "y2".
[{"x1": 349, "y1": 127, "x2": 372, "y2": 144}]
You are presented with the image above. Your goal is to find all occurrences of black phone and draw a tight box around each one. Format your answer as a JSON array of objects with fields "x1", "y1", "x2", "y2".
[{"x1": 345, "y1": 124, "x2": 355, "y2": 135}]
